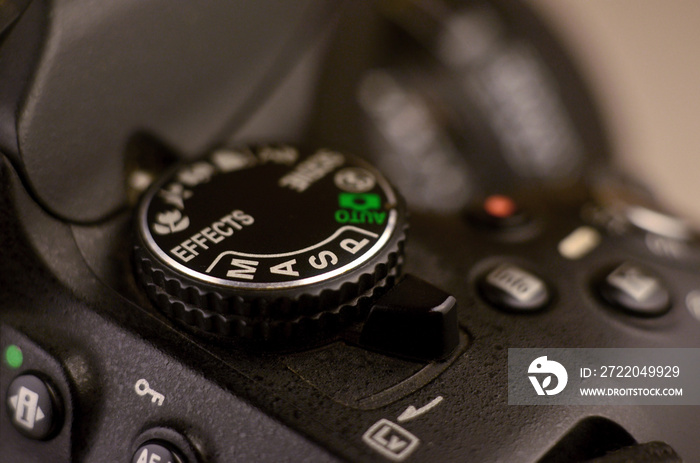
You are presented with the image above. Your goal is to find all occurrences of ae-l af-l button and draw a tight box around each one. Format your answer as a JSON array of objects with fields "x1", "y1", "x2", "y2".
[{"x1": 132, "y1": 441, "x2": 186, "y2": 463}]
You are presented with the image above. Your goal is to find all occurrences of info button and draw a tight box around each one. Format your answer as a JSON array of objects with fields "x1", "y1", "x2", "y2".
[
  {"x1": 6, "y1": 373, "x2": 63, "y2": 440},
  {"x1": 480, "y1": 263, "x2": 550, "y2": 312}
]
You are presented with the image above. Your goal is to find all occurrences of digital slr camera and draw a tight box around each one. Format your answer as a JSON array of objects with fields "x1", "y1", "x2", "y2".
[{"x1": 1, "y1": 1, "x2": 698, "y2": 461}]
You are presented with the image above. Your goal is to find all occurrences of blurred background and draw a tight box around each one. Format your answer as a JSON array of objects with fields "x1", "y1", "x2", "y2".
[{"x1": 530, "y1": 0, "x2": 700, "y2": 226}]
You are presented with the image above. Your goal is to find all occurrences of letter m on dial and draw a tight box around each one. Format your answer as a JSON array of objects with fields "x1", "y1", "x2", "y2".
[{"x1": 227, "y1": 259, "x2": 259, "y2": 280}]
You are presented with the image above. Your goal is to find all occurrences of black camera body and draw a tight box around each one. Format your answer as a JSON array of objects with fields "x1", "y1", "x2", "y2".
[{"x1": 1, "y1": 1, "x2": 699, "y2": 462}]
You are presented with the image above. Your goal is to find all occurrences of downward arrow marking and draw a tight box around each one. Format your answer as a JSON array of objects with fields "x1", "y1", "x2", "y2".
[{"x1": 397, "y1": 396, "x2": 444, "y2": 422}]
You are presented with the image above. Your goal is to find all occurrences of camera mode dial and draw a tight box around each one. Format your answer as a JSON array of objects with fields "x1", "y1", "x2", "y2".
[{"x1": 134, "y1": 146, "x2": 406, "y2": 341}]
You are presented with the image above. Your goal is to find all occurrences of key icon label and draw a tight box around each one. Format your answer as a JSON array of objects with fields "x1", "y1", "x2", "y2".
[{"x1": 134, "y1": 379, "x2": 165, "y2": 406}]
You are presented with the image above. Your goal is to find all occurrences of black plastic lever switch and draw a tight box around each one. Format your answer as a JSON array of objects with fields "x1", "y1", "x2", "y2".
[{"x1": 359, "y1": 275, "x2": 459, "y2": 361}]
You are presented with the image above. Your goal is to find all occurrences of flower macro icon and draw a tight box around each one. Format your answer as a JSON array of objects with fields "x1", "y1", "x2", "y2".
[{"x1": 528, "y1": 356, "x2": 568, "y2": 396}]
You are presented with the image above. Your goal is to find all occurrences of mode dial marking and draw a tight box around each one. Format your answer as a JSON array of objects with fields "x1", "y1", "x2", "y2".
[
  {"x1": 203, "y1": 225, "x2": 385, "y2": 286},
  {"x1": 134, "y1": 146, "x2": 406, "y2": 339}
]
